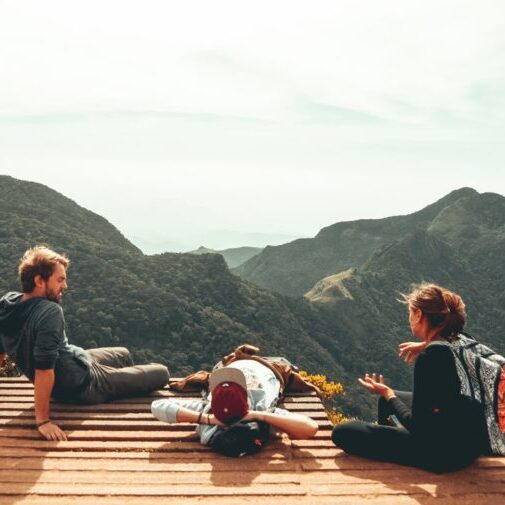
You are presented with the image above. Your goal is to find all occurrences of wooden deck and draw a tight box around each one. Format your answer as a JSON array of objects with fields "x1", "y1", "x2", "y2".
[{"x1": 1, "y1": 377, "x2": 504, "y2": 504}]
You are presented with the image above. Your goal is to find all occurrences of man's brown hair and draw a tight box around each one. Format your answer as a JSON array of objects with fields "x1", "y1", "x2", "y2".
[{"x1": 18, "y1": 246, "x2": 70, "y2": 293}]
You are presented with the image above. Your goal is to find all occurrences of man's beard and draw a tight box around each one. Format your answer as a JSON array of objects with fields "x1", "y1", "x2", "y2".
[{"x1": 45, "y1": 287, "x2": 63, "y2": 304}]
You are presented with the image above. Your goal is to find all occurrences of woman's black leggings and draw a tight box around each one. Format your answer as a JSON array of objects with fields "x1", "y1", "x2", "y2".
[{"x1": 331, "y1": 391, "x2": 480, "y2": 473}]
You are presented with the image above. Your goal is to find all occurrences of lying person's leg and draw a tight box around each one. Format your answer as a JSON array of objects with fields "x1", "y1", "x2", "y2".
[{"x1": 80, "y1": 361, "x2": 170, "y2": 403}]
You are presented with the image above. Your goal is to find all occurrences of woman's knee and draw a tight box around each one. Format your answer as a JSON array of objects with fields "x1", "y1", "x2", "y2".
[{"x1": 331, "y1": 420, "x2": 365, "y2": 449}]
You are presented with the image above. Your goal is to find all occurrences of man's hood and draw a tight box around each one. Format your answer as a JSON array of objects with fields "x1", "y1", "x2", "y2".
[{"x1": 0, "y1": 292, "x2": 42, "y2": 336}]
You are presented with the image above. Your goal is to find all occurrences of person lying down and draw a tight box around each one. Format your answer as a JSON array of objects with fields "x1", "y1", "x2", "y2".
[{"x1": 151, "y1": 358, "x2": 318, "y2": 457}]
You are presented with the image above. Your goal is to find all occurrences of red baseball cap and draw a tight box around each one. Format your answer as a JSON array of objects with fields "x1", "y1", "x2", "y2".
[{"x1": 209, "y1": 367, "x2": 249, "y2": 425}]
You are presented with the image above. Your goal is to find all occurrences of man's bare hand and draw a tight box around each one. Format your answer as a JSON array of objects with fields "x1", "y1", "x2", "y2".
[
  {"x1": 37, "y1": 421, "x2": 67, "y2": 441},
  {"x1": 398, "y1": 341, "x2": 427, "y2": 364}
]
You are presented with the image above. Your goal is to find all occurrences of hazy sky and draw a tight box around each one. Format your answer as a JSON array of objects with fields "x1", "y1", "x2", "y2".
[{"x1": 1, "y1": 1, "x2": 504, "y2": 252}]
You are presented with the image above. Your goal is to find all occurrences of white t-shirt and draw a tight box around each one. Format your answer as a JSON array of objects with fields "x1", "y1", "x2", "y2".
[{"x1": 151, "y1": 359, "x2": 289, "y2": 445}]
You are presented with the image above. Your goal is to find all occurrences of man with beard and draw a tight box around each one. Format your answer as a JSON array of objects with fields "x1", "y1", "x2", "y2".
[{"x1": 0, "y1": 246, "x2": 170, "y2": 441}]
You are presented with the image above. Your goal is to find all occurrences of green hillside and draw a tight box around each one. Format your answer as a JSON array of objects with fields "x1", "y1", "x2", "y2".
[
  {"x1": 0, "y1": 175, "x2": 353, "y2": 406},
  {"x1": 299, "y1": 192, "x2": 505, "y2": 394},
  {"x1": 234, "y1": 188, "x2": 478, "y2": 296},
  {"x1": 235, "y1": 187, "x2": 505, "y2": 400}
]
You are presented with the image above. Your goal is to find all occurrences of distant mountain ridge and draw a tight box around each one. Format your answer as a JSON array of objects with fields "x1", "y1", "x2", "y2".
[
  {"x1": 188, "y1": 245, "x2": 262, "y2": 269},
  {"x1": 2, "y1": 175, "x2": 505, "y2": 419},
  {"x1": 234, "y1": 188, "x2": 478, "y2": 296}
]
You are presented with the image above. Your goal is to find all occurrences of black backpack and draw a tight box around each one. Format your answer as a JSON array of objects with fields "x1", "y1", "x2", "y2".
[{"x1": 208, "y1": 420, "x2": 270, "y2": 457}]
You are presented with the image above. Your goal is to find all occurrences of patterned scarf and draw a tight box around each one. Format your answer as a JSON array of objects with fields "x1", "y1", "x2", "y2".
[{"x1": 436, "y1": 333, "x2": 505, "y2": 455}]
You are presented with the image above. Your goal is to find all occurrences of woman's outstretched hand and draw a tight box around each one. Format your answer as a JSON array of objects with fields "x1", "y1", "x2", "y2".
[
  {"x1": 398, "y1": 341, "x2": 427, "y2": 364},
  {"x1": 358, "y1": 373, "x2": 396, "y2": 400}
]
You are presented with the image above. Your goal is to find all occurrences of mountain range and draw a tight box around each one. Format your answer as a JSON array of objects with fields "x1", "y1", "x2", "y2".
[
  {"x1": 2, "y1": 175, "x2": 505, "y2": 419},
  {"x1": 234, "y1": 187, "x2": 479, "y2": 296},
  {"x1": 0, "y1": 175, "x2": 356, "y2": 408},
  {"x1": 253, "y1": 188, "x2": 505, "y2": 402}
]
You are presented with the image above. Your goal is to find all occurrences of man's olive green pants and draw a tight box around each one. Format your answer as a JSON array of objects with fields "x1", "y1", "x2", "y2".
[{"x1": 78, "y1": 347, "x2": 169, "y2": 404}]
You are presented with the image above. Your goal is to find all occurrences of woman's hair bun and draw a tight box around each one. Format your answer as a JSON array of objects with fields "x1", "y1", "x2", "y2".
[{"x1": 400, "y1": 283, "x2": 466, "y2": 339}]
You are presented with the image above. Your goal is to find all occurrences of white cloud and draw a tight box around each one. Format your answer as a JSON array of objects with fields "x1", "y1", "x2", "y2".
[{"x1": 1, "y1": 0, "x2": 504, "y2": 119}]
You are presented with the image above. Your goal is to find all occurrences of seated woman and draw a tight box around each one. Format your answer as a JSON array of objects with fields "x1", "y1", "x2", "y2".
[
  {"x1": 332, "y1": 283, "x2": 505, "y2": 473},
  {"x1": 152, "y1": 358, "x2": 318, "y2": 455}
]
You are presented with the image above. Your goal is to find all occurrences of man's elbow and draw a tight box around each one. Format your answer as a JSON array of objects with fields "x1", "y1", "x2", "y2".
[
  {"x1": 306, "y1": 418, "x2": 319, "y2": 438},
  {"x1": 34, "y1": 368, "x2": 56, "y2": 382},
  {"x1": 291, "y1": 418, "x2": 319, "y2": 439}
]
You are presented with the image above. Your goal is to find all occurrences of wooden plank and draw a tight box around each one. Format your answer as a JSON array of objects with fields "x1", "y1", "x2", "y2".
[
  {"x1": 303, "y1": 467, "x2": 505, "y2": 483},
  {"x1": 0, "y1": 410, "x2": 330, "y2": 420},
  {"x1": 1, "y1": 479, "x2": 505, "y2": 497},
  {"x1": 0, "y1": 391, "x2": 200, "y2": 399},
  {"x1": 298, "y1": 455, "x2": 505, "y2": 470},
  {"x1": 0, "y1": 439, "x2": 210, "y2": 450},
  {"x1": 0, "y1": 469, "x2": 302, "y2": 485},
  {"x1": 0, "y1": 384, "x2": 33, "y2": 389},
  {"x1": 0, "y1": 393, "x2": 323, "y2": 405},
  {"x1": 0, "y1": 402, "x2": 326, "y2": 413},
  {"x1": 0, "y1": 457, "x2": 302, "y2": 471},
  {"x1": 0, "y1": 438, "x2": 293, "y2": 451},
  {"x1": 294, "y1": 448, "x2": 346, "y2": 459},
  {"x1": 0, "y1": 429, "x2": 331, "y2": 443},
  {"x1": 291, "y1": 440, "x2": 333, "y2": 449},
  {"x1": 0, "y1": 493, "x2": 503, "y2": 505},
  {"x1": 0, "y1": 377, "x2": 182, "y2": 383},
  {"x1": 0, "y1": 429, "x2": 200, "y2": 441},
  {"x1": 2, "y1": 459, "x2": 505, "y2": 476},
  {"x1": 0, "y1": 377, "x2": 195, "y2": 383},
  {"x1": 0, "y1": 447, "x2": 293, "y2": 460},
  {"x1": 0, "y1": 495, "x2": 503, "y2": 505},
  {"x1": 0, "y1": 418, "x2": 333, "y2": 431},
  {"x1": 0, "y1": 419, "x2": 194, "y2": 430},
  {"x1": 0, "y1": 384, "x2": 317, "y2": 396},
  {"x1": 0, "y1": 483, "x2": 305, "y2": 496},
  {"x1": 305, "y1": 480, "x2": 505, "y2": 496},
  {"x1": 0, "y1": 402, "x2": 180, "y2": 411}
]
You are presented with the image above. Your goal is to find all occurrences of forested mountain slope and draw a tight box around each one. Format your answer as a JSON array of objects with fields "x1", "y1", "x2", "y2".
[
  {"x1": 0, "y1": 176, "x2": 345, "y2": 386},
  {"x1": 298, "y1": 190, "x2": 505, "y2": 394},
  {"x1": 3, "y1": 176, "x2": 504, "y2": 419},
  {"x1": 234, "y1": 188, "x2": 478, "y2": 296}
]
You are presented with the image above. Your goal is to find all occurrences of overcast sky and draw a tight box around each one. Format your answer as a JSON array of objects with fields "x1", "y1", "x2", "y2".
[{"x1": 1, "y1": 0, "x2": 504, "y2": 252}]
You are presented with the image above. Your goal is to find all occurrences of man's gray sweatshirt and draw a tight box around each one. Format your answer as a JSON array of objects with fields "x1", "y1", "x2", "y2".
[{"x1": 0, "y1": 292, "x2": 90, "y2": 399}]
